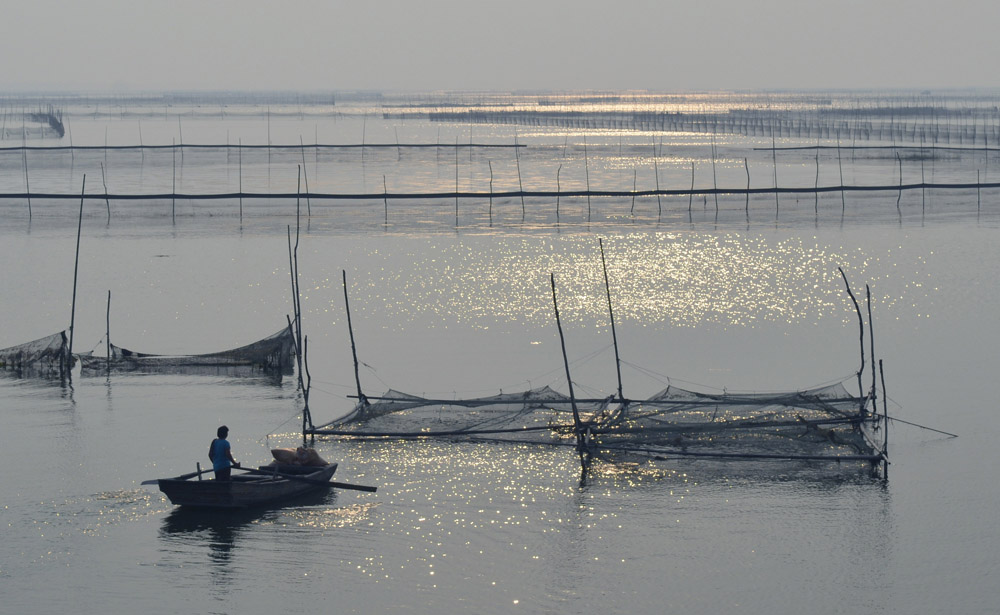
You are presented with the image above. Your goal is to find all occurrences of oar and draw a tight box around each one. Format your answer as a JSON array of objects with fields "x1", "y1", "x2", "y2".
[
  {"x1": 236, "y1": 465, "x2": 378, "y2": 493},
  {"x1": 141, "y1": 464, "x2": 217, "y2": 485}
]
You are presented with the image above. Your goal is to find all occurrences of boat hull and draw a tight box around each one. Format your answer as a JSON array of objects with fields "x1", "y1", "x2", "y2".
[{"x1": 158, "y1": 463, "x2": 338, "y2": 509}]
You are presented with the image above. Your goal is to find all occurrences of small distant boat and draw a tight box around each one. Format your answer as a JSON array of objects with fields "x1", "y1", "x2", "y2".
[{"x1": 156, "y1": 463, "x2": 339, "y2": 509}]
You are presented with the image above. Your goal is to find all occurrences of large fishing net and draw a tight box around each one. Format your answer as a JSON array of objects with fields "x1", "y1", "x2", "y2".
[
  {"x1": 78, "y1": 326, "x2": 295, "y2": 373},
  {"x1": 310, "y1": 379, "x2": 882, "y2": 465},
  {"x1": 0, "y1": 331, "x2": 71, "y2": 376}
]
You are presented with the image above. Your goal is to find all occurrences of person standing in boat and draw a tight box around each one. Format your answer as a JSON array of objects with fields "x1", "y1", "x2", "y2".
[{"x1": 208, "y1": 425, "x2": 240, "y2": 481}]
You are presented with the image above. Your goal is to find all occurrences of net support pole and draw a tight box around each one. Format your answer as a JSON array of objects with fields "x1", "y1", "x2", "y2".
[
  {"x1": 343, "y1": 270, "x2": 366, "y2": 406},
  {"x1": 599, "y1": 238, "x2": 624, "y2": 402},
  {"x1": 550, "y1": 273, "x2": 582, "y2": 442},
  {"x1": 867, "y1": 284, "x2": 876, "y2": 408},
  {"x1": 839, "y1": 267, "x2": 865, "y2": 403},
  {"x1": 106, "y1": 290, "x2": 111, "y2": 374},
  {"x1": 69, "y1": 174, "x2": 86, "y2": 362},
  {"x1": 879, "y1": 358, "x2": 888, "y2": 479}
]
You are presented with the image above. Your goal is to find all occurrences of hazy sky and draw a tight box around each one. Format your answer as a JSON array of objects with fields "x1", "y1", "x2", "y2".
[{"x1": 6, "y1": 0, "x2": 1000, "y2": 92}]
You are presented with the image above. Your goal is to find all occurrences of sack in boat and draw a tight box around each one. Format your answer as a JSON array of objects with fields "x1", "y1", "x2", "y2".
[
  {"x1": 296, "y1": 447, "x2": 328, "y2": 467},
  {"x1": 270, "y1": 448, "x2": 298, "y2": 464},
  {"x1": 270, "y1": 447, "x2": 328, "y2": 466}
]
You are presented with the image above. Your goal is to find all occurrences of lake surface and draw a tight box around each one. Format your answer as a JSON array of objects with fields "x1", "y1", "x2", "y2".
[{"x1": 1, "y1": 93, "x2": 997, "y2": 614}]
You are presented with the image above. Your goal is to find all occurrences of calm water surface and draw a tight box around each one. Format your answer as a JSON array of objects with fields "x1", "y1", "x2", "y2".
[{"x1": 1, "y1": 98, "x2": 997, "y2": 614}]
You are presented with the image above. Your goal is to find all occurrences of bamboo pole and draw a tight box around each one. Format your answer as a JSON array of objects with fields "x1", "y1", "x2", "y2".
[
  {"x1": 837, "y1": 132, "x2": 846, "y2": 212},
  {"x1": 839, "y1": 267, "x2": 865, "y2": 401},
  {"x1": 343, "y1": 270, "x2": 366, "y2": 405},
  {"x1": 879, "y1": 359, "x2": 888, "y2": 479},
  {"x1": 300, "y1": 136, "x2": 311, "y2": 216},
  {"x1": 599, "y1": 239, "x2": 624, "y2": 402},
  {"x1": 238, "y1": 138, "x2": 243, "y2": 222},
  {"x1": 771, "y1": 124, "x2": 779, "y2": 215},
  {"x1": 654, "y1": 158, "x2": 661, "y2": 215},
  {"x1": 744, "y1": 157, "x2": 750, "y2": 218},
  {"x1": 556, "y1": 163, "x2": 561, "y2": 219},
  {"x1": 69, "y1": 175, "x2": 86, "y2": 359},
  {"x1": 171, "y1": 138, "x2": 176, "y2": 223},
  {"x1": 106, "y1": 290, "x2": 111, "y2": 374},
  {"x1": 689, "y1": 161, "x2": 695, "y2": 213},
  {"x1": 711, "y1": 133, "x2": 719, "y2": 212},
  {"x1": 584, "y1": 136, "x2": 591, "y2": 219},
  {"x1": 630, "y1": 168, "x2": 637, "y2": 214},
  {"x1": 514, "y1": 133, "x2": 525, "y2": 217},
  {"x1": 22, "y1": 130, "x2": 30, "y2": 219},
  {"x1": 550, "y1": 273, "x2": 582, "y2": 441},
  {"x1": 867, "y1": 284, "x2": 876, "y2": 403},
  {"x1": 100, "y1": 162, "x2": 110, "y2": 223}
]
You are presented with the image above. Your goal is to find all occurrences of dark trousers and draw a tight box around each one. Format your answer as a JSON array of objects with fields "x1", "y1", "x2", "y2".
[{"x1": 214, "y1": 466, "x2": 232, "y2": 481}]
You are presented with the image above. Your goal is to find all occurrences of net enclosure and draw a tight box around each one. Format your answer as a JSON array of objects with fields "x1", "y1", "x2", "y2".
[
  {"x1": 78, "y1": 326, "x2": 295, "y2": 374},
  {"x1": 0, "y1": 331, "x2": 72, "y2": 377},
  {"x1": 307, "y1": 379, "x2": 884, "y2": 468}
]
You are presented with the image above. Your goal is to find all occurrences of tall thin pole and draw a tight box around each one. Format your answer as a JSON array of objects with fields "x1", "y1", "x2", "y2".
[
  {"x1": 171, "y1": 138, "x2": 176, "y2": 223},
  {"x1": 550, "y1": 273, "x2": 582, "y2": 438},
  {"x1": 300, "y1": 136, "x2": 311, "y2": 216},
  {"x1": 556, "y1": 164, "x2": 561, "y2": 219},
  {"x1": 106, "y1": 290, "x2": 111, "y2": 373},
  {"x1": 867, "y1": 284, "x2": 876, "y2": 402},
  {"x1": 343, "y1": 270, "x2": 366, "y2": 405},
  {"x1": 599, "y1": 239, "x2": 624, "y2": 402},
  {"x1": 238, "y1": 138, "x2": 243, "y2": 222},
  {"x1": 584, "y1": 136, "x2": 591, "y2": 220},
  {"x1": 515, "y1": 133, "x2": 525, "y2": 217},
  {"x1": 654, "y1": 158, "x2": 661, "y2": 215},
  {"x1": 839, "y1": 267, "x2": 865, "y2": 401},
  {"x1": 69, "y1": 175, "x2": 86, "y2": 358},
  {"x1": 879, "y1": 359, "x2": 889, "y2": 479}
]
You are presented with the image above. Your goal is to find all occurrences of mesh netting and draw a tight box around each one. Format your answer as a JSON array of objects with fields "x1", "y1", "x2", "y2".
[
  {"x1": 79, "y1": 326, "x2": 295, "y2": 373},
  {"x1": 0, "y1": 331, "x2": 71, "y2": 376},
  {"x1": 311, "y1": 380, "x2": 881, "y2": 464}
]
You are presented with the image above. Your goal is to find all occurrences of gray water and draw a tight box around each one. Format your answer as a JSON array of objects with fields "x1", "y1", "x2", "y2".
[{"x1": 1, "y1": 94, "x2": 997, "y2": 614}]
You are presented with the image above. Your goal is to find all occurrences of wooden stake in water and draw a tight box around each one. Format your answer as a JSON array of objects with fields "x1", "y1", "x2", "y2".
[
  {"x1": 771, "y1": 126, "x2": 779, "y2": 216},
  {"x1": 654, "y1": 158, "x2": 661, "y2": 215},
  {"x1": 172, "y1": 138, "x2": 176, "y2": 223},
  {"x1": 549, "y1": 273, "x2": 582, "y2": 442},
  {"x1": 599, "y1": 238, "x2": 624, "y2": 402},
  {"x1": 69, "y1": 174, "x2": 86, "y2": 359},
  {"x1": 100, "y1": 162, "x2": 110, "y2": 223},
  {"x1": 584, "y1": 136, "x2": 591, "y2": 220},
  {"x1": 22, "y1": 131, "x2": 30, "y2": 219},
  {"x1": 630, "y1": 168, "x2": 637, "y2": 214},
  {"x1": 689, "y1": 161, "x2": 695, "y2": 213},
  {"x1": 238, "y1": 137, "x2": 243, "y2": 223},
  {"x1": 556, "y1": 164, "x2": 562, "y2": 220},
  {"x1": 515, "y1": 133, "x2": 525, "y2": 218},
  {"x1": 744, "y1": 157, "x2": 750, "y2": 218},
  {"x1": 342, "y1": 270, "x2": 366, "y2": 406},
  {"x1": 837, "y1": 131, "x2": 846, "y2": 212},
  {"x1": 300, "y1": 136, "x2": 311, "y2": 216},
  {"x1": 106, "y1": 290, "x2": 111, "y2": 374},
  {"x1": 488, "y1": 160, "x2": 493, "y2": 225}
]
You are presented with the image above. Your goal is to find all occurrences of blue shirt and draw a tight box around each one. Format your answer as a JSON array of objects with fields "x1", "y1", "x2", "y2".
[{"x1": 210, "y1": 438, "x2": 232, "y2": 471}]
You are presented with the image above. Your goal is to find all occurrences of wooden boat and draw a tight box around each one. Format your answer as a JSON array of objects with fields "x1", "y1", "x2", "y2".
[{"x1": 157, "y1": 463, "x2": 338, "y2": 509}]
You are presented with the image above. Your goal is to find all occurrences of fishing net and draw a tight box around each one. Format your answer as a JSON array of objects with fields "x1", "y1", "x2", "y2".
[
  {"x1": 0, "y1": 331, "x2": 71, "y2": 376},
  {"x1": 311, "y1": 380, "x2": 882, "y2": 464},
  {"x1": 78, "y1": 326, "x2": 295, "y2": 373}
]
